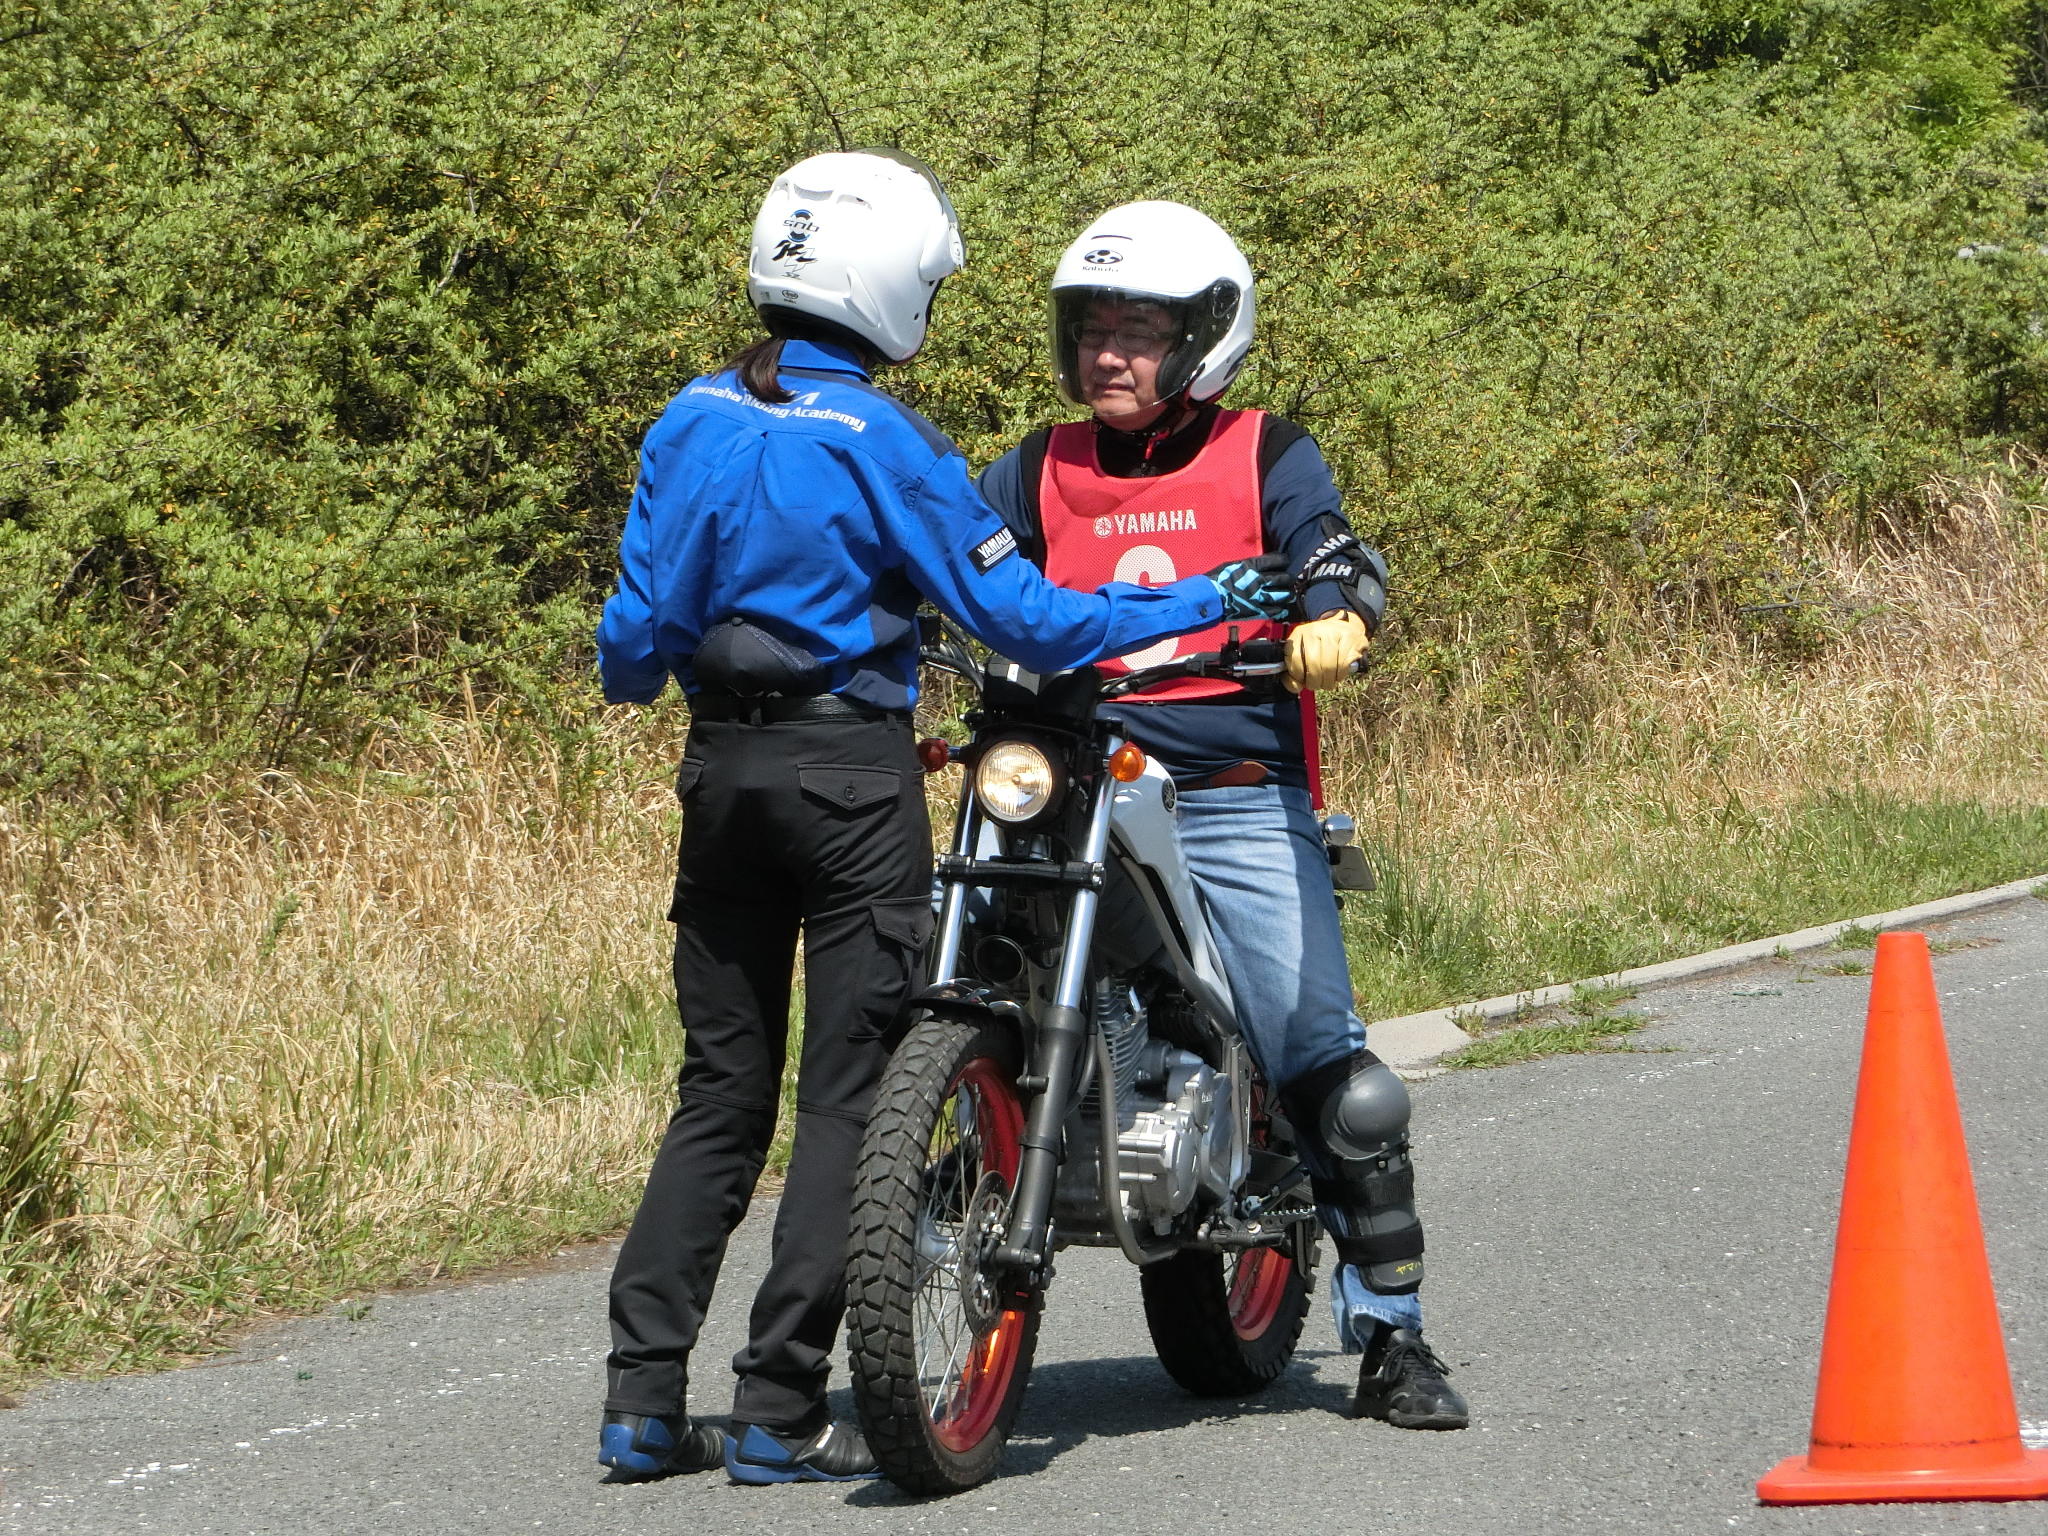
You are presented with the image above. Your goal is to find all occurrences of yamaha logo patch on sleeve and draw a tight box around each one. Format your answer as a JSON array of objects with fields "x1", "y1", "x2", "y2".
[
  {"x1": 1302, "y1": 532, "x2": 1361, "y2": 585},
  {"x1": 970, "y1": 526, "x2": 1018, "y2": 574}
]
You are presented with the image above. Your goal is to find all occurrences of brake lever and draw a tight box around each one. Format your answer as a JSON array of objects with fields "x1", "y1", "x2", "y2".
[{"x1": 1221, "y1": 631, "x2": 1287, "y2": 677}]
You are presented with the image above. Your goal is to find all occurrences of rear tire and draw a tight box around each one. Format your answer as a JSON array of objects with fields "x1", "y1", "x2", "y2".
[
  {"x1": 847, "y1": 1018, "x2": 1040, "y2": 1494},
  {"x1": 1140, "y1": 1238, "x2": 1313, "y2": 1396}
]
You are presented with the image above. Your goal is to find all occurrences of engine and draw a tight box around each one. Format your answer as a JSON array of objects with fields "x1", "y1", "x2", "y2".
[
  {"x1": 1117, "y1": 1039, "x2": 1242, "y2": 1231},
  {"x1": 1054, "y1": 983, "x2": 1247, "y2": 1239}
]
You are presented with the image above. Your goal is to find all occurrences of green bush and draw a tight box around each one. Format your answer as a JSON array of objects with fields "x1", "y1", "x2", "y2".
[{"x1": 3, "y1": 0, "x2": 2044, "y2": 806}]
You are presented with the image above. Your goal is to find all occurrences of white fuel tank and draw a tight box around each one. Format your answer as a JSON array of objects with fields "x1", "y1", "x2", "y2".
[{"x1": 1108, "y1": 758, "x2": 1236, "y2": 1028}]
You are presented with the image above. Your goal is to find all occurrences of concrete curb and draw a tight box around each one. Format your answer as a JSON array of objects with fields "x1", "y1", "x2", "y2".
[{"x1": 1369, "y1": 873, "x2": 2048, "y2": 1072}]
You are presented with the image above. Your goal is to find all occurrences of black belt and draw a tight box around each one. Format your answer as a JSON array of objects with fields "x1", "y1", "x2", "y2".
[{"x1": 690, "y1": 693, "x2": 907, "y2": 724}]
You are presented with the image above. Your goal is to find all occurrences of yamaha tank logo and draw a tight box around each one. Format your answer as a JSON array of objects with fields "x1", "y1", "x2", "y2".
[{"x1": 1081, "y1": 247, "x2": 1123, "y2": 266}]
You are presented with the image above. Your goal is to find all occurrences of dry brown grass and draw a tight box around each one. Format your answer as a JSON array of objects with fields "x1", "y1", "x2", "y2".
[
  {"x1": 0, "y1": 718, "x2": 696, "y2": 1381},
  {"x1": 1322, "y1": 465, "x2": 2048, "y2": 1011},
  {"x1": 1344, "y1": 466, "x2": 2048, "y2": 791},
  {"x1": 3, "y1": 466, "x2": 2045, "y2": 1383}
]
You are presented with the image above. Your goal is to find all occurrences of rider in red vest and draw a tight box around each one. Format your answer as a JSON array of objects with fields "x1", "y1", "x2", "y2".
[{"x1": 980, "y1": 201, "x2": 1469, "y2": 1430}]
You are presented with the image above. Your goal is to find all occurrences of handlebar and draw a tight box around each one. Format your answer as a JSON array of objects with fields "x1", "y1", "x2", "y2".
[
  {"x1": 1102, "y1": 632, "x2": 1371, "y2": 700},
  {"x1": 916, "y1": 616, "x2": 1370, "y2": 706},
  {"x1": 1104, "y1": 635, "x2": 1288, "y2": 699}
]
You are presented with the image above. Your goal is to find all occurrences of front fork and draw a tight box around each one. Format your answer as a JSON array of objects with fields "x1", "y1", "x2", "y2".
[
  {"x1": 929, "y1": 766, "x2": 1119, "y2": 1283},
  {"x1": 927, "y1": 779, "x2": 980, "y2": 988},
  {"x1": 992, "y1": 772, "x2": 1114, "y2": 1276}
]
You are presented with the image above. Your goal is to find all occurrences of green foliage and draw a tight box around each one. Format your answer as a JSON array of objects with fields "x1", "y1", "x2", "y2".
[
  {"x1": 0, "y1": 1048, "x2": 85, "y2": 1240},
  {"x1": 1633, "y1": 1, "x2": 2037, "y2": 148},
  {"x1": 1346, "y1": 789, "x2": 2048, "y2": 1015},
  {"x1": 1442, "y1": 1009, "x2": 1646, "y2": 1069},
  {"x1": 4, "y1": 0, "x2": 2046, "y2": 805},
  {"x1": 1565, "y1": 979, "x2": 1640, "y2": 1015}
]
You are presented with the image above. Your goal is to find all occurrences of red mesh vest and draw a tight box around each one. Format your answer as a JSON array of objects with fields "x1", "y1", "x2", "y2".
[{"x1": 1038, "y1": 408, "x2": 1275, "y2": 702}]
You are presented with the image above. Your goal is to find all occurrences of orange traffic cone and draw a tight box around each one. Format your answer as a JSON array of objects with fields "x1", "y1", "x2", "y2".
[{"x1": 1758, "y1": 931, "x2": 2048, "y2": 1504}]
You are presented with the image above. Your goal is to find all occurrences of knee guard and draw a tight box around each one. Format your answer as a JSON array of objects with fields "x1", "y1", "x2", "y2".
[{"x1": 1282, "y1": 1050, "x2": 1424, "y2": 1295}]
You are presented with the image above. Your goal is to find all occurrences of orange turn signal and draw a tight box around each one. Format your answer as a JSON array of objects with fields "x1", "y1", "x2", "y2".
[
  {"x1": 916, "y1": 738, "x2": 955, "y2": 773},
  {"x1": 1108, "y1": 743, "x2": 1147, "y2": 782}
]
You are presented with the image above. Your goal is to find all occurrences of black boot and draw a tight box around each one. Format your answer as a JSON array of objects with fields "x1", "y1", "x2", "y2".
[
  {"x1": 598, "y1": 1410, "x2": 729, "y2": 1478},
  {"x1": 726, "y1": 1418, "x2": 880, "y2": 1483},
  {"x1": 1353, "y1": 1325, "x2": 1469, "y2": 1430}
]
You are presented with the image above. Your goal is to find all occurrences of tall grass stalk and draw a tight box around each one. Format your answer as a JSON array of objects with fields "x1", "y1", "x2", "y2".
[
  {"x1": 4, "y1": 471, "x2": 2045, "y2": 1385},
  {"x1": 0, "y1": 725, "x2": 693, "y2": 1384},
  {"x1": 1331, "y1": 468, "x2": 2048, "y2": 1012}
]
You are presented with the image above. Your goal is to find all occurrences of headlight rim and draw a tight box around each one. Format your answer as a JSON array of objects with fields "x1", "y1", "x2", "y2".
[{"x1": 971, "y1": 735, "x2": 1066, "y2": 825}]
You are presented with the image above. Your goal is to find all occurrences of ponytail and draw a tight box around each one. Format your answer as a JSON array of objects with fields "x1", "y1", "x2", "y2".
[
  {"x1": 732, "y1": 337, "x2": 793, "y2": 404},
  {"x1": 728, "y1": 314, "x2": 885, "y2": 403}
]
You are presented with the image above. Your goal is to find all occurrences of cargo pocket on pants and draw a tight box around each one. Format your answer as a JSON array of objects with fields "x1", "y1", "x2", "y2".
[
  {"x1": 666, "y1": 758, "x2": 707, "y2": 922},
  {"x1": 797, "y1": 764, "x2": 902, "y2": 814},
  {"x1": 857, "y1": 894, "x2": 934, "y2": 1045}
]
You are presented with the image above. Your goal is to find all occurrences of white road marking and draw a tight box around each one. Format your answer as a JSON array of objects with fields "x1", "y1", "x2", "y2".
[{"x1": 8, "y1": 1345, "x2": 611, "y2": 1508}]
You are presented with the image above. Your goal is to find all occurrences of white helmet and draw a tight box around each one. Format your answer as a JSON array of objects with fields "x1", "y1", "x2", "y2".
[
  {"x1": 1049, "y1": 201, "x2": 1255, "y2": 407},
  {"x1": 746, "y1": 150, "x2": 964, "y2": 364}
]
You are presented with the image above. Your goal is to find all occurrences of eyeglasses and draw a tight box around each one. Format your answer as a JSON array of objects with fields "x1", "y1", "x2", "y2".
[{"x1": 1067, "y1": 323, "x2": 1177, "y2": 355}]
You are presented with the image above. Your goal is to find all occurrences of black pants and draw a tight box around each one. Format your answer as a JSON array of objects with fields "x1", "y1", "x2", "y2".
[{"x1": 604, "y1": 714, "x2": 932, "y2": 1431}]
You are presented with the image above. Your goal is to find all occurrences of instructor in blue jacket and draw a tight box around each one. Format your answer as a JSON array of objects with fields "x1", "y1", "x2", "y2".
[{"x1": 592, "y1": 152, "x2": 1293, "y2": 1484}]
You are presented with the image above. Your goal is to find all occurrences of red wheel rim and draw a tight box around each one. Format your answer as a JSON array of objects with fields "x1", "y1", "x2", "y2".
[
  {"x1": 924, "y1": 1055, "x2": 1027, "y2": 1453},
  {"x1": 1226, "y1": 1246, "x2": 1292, "y2": 1341}
]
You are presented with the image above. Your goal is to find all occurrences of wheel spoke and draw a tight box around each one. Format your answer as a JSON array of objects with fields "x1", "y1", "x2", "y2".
[
  {"x1": 851, "y1": 1029, "x2": 1031, "y2": 1476},
  {"x1": 931, "y1": 1305, "x2": 973, "y2": 1414},
  {"x1": 911, "y1": 1083, "x2": 996, "y2": 1424}
]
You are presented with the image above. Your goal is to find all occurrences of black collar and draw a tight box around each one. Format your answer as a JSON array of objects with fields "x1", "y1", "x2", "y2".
[{"x1": 1092, "y1": 401, "x2": 1217, "y2": 478}]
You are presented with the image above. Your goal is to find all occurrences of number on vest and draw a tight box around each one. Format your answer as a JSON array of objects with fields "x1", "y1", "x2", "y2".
[{"x1": 1113, "y1": 544, "x2": 1179, "y2": 669}]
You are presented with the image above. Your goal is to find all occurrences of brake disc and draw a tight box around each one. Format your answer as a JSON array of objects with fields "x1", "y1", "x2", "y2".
[{"x1": 959, "y1": 1172, "x2": 1012, "y2": 1334}]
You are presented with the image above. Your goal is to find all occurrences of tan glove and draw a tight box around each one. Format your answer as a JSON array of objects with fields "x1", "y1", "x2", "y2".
[{"x1": 1285, "y1": 610, "x2": 1369, "y2": 694}]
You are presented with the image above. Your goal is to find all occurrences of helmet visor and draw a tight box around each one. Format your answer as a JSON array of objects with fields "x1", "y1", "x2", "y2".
[{"x1": 1049, "y1": 280, "x2": 1244, "y2": 408}]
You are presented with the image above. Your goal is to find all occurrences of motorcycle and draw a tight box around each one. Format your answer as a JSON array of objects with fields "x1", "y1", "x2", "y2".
[{"x1": 845, "y1": 620, "x2": 1362, "y2": 1494}]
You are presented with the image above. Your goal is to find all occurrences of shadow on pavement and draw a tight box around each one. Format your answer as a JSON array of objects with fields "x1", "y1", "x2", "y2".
[{"x1": 844, "y1": 1349, "x2": 1353, "y2": 1503}]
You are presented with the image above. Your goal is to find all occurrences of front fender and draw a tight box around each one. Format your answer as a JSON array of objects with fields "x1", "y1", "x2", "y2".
[{"x1": 890, "y1": 980, "x2": 1029, "y2": 1055}]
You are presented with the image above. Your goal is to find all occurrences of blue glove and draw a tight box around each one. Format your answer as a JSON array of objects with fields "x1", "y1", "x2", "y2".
[{"x1": 1206, "y1": 558, "x2": 1296, "y2": 622}]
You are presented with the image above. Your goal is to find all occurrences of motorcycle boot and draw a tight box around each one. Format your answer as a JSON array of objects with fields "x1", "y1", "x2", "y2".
[
  {"x1": 1281, "y1": 1049, "x2": 1425, "y2": 1294},
  {"x1": 598, "y1": 1410, "x2": 728, "y2": 1478},
  {"x1": 726, "y1": 1417, "x2": 880, "y2": 1483},
  {"x1": 1353, "y1": 1323, "x2": 1469, "y2": 1430}
]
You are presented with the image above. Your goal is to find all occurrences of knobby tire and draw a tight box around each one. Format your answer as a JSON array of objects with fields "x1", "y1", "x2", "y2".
[
  {"x1": 1139, "y1": 1239, "x2": 1313, "y2": 1396},
  {"x1": 847, "y1": 1018, "x2": 1039, "y2": 1495}
]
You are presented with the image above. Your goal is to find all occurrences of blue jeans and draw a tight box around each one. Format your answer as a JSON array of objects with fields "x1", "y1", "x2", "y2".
[{"x1": 1174, "y1": 783, "x2": 1424, "y2": 1350}]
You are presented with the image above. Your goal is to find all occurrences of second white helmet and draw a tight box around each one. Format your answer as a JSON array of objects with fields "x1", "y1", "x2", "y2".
[
  {"x1": 1049, "y1": 201, "x2": 1255, "y2": 407},
  {"x1": 747, "y1": 150, "x2": 964, "y2": 364}
]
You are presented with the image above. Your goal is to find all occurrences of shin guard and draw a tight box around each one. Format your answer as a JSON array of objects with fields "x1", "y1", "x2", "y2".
[{"x1": 1283, "y1": 1050, "x2": 1424, "y2": 1294}]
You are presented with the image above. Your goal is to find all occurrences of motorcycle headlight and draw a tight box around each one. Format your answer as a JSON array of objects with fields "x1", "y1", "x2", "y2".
[{"x1": 974, "y1": 739, "x2": 1062, "y2": 824}]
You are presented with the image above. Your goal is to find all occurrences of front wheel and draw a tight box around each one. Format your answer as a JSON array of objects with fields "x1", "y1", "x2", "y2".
[
  {"x1": 847, "y1": 1018, "x2": 1040, "y2": 1494},
  {"x1": 1139, "y1": 1236, "x2": 1314, "y2": 1396}
]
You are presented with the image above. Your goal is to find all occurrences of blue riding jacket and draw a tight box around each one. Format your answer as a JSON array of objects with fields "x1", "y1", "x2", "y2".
[{"x1": 596, "y1": 339, "x2": 1222, "y2": 708}]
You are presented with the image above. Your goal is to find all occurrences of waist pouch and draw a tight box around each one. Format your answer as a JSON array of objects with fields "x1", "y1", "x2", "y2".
[{"x1": 692, "y1": 617, "x2": 826, "y2": 697}]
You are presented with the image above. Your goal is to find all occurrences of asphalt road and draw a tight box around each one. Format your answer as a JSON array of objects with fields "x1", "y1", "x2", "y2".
[{"x1": 7, "y1": 901, "x2": 2046, "y2": 1536}]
